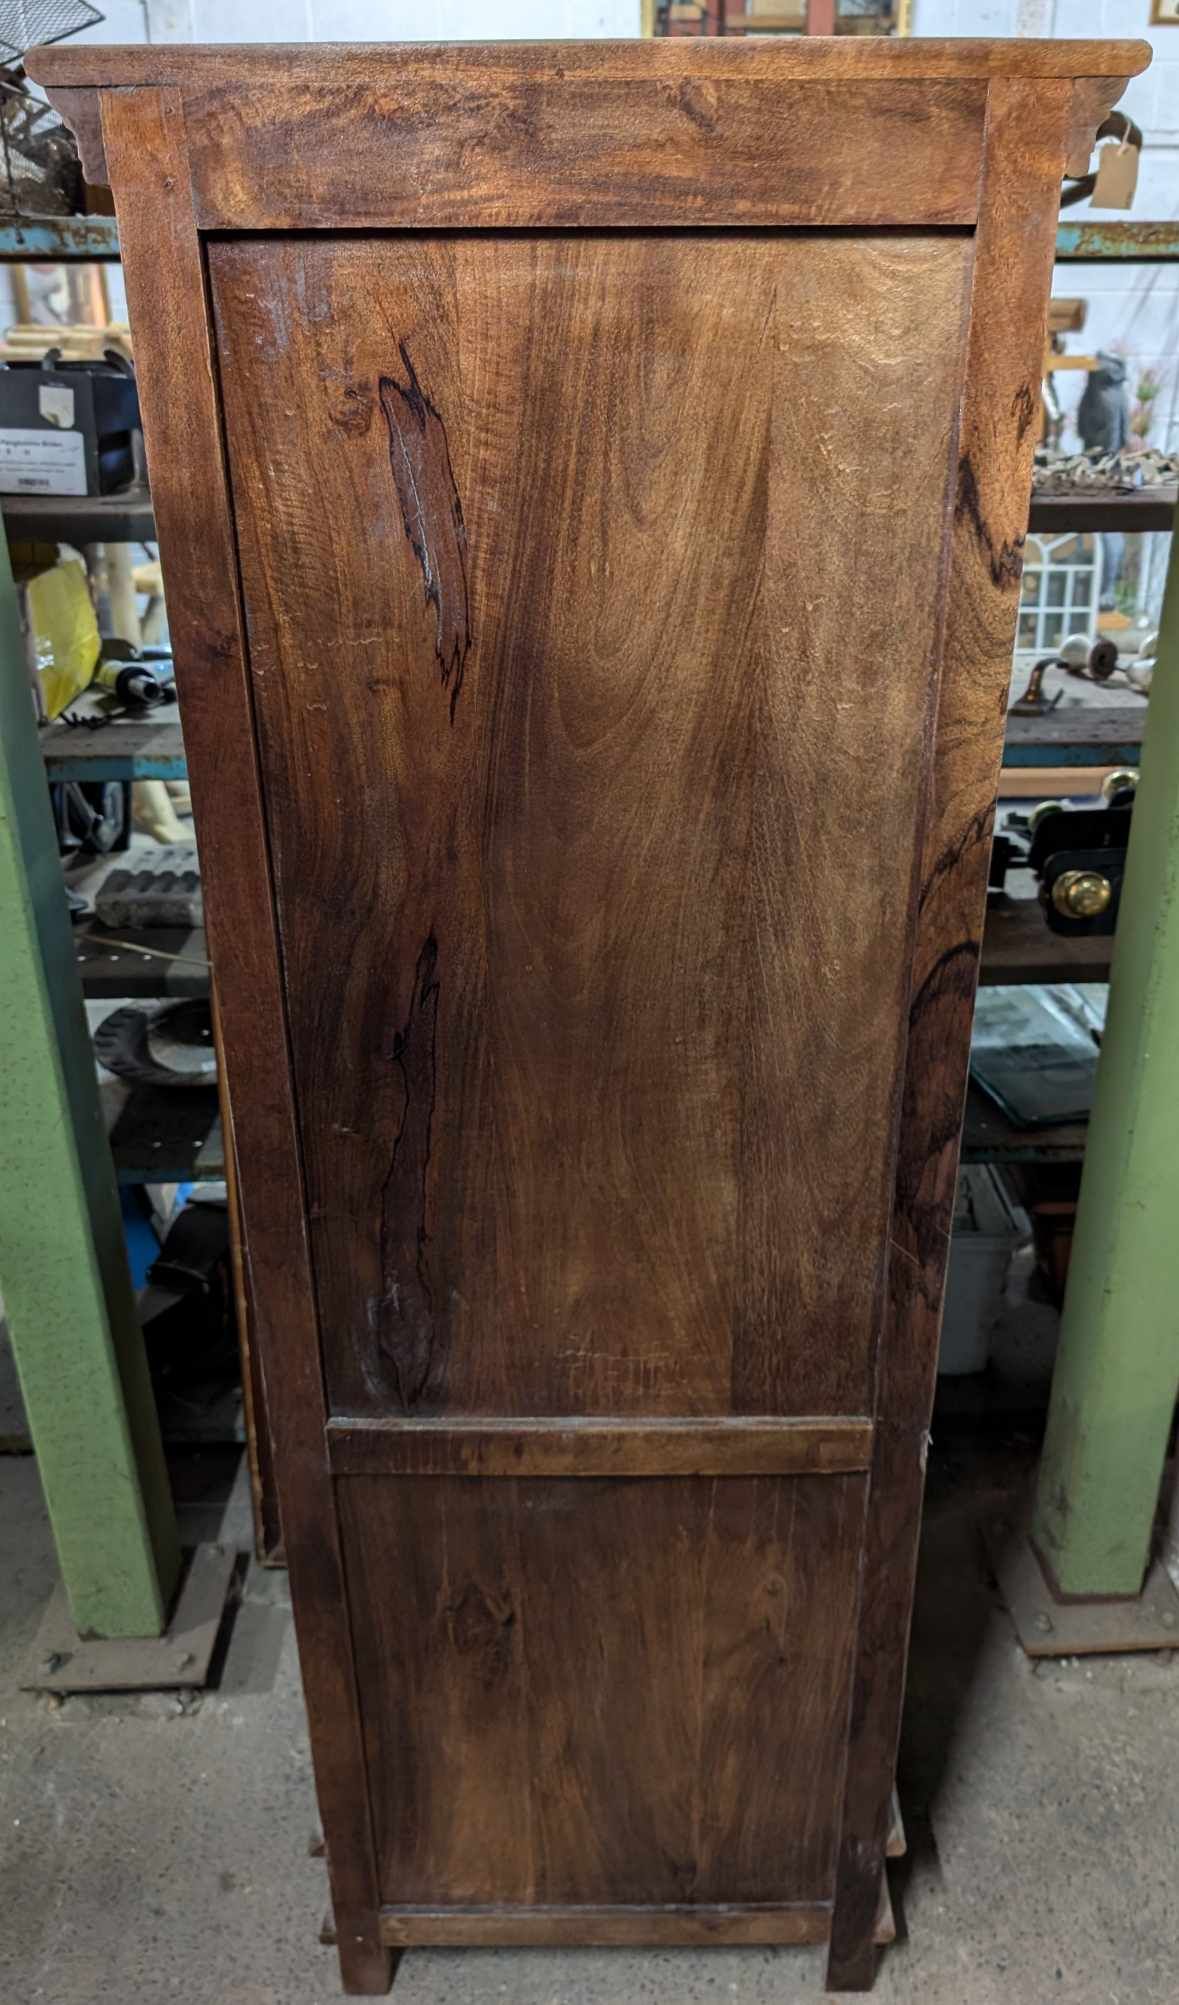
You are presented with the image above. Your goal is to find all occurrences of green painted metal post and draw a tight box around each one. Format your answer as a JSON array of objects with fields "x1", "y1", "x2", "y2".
[
  {"x1": 1032, "y1": 525, "x2": 1179, "y2": 1599},
  {"x1": 0, "y1": 535, "x2": 180, "y2": 1637}
]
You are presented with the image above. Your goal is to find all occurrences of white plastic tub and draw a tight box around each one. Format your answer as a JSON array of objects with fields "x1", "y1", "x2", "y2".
[{"x1": 939, "y1": 1166, "x2": 1031, "y2": 1376}]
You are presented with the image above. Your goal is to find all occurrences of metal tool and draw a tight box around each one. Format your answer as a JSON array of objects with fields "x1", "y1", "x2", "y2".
[
  {"x1": 991, "y1": 770, "x2": 1138, "y2": 937},
  {"x1": 1010, "y1": 635, "x2": 1120, "y2": 716}
]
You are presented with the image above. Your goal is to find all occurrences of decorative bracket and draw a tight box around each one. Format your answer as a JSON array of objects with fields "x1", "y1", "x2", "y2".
[
  {"x1": 1066, "y1": 75, "x2": 1134, "y2": 179},
  {"x1": 45, "y1": 85, "x2": 108, "y2": 187}
]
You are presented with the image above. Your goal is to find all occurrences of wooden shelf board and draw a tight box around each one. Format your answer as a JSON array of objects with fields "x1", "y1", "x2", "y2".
[
  {"x1": 962, "y1": 1080, "x2": 1087, "y2": 1166},
  {"x1": 3, "y1": 485, "x2": 155, "y2": 544},
  {"x1": 981, "y1": 894, "x2": 1112, "y2": 987},
  {"x1": 42, "y1": 713, "x2": 185, "y2": 782},
  {"x1": 1003, "y1": 706, "x2": 1143, "y2": 768},
  {"x1": 74, "y1": 916, "x2": 207, "y2": 1000},
  {"x1": 107, "y1": 1083, "x2": 223, "y2": 1183},
  {"x1": 1028, "y1": 485, "x2": 1176, "y2": 534}
]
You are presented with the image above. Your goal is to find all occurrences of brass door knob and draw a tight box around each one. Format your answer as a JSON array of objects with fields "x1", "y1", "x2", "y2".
[
  {"x1": 1100, "y1": 768, "x2": 1139, "y2": 804},
  {"x1": 1051, "y1": 869, "x2": 1113, "y2": 919}
]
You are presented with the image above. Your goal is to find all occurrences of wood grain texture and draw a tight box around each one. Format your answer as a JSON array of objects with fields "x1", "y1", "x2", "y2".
[
  {"x1": 208, "y1": 230, "x2": 969, "y2": 1428},
  {"x1": 53, "y1": 41, "x2": 1136, "y2": 1991},
  {"x1": 826, "y1": 79, "x2": 1075, "y2": 1993},
  {"x1": 376, "y1": 1905, "x2": 831, "y2": 1947},
  {"x1": 34, "y1": 44, "x2": 1142, "y2": 225},
  {"x1": 96, "y1": 88, "x2": 391, "y2": 1995},
  {"x1": 29, "y1": 38, "x2": 1151, "y2": 86},
  {"x1": 214, "y1": 984, "x2": 283, "y2": 1565},
  {"x1": 45, "y1": 86, "x2": 106, "y2": 183},
  {"x1": 1066, "y1": 76, "x2": 1136, "y2": 176},
  {"x1": 338, "y1": 1473, "x2": 864, "y2": 1910},
  {"x1": 326, "y1": 1416, "x2": 874, "y2": 1478},
  {"x1": 174, "y1": 79, "x2": 986, "y2": 229}
]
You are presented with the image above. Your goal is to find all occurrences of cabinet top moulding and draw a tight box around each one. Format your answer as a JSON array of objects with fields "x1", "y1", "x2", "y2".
[
  {"x1": 25, "y1": 39, "x2": 1151, "y2": 85},
  {"x1": 27, "y1": 40, "x2": 1149, "y2": 235}
]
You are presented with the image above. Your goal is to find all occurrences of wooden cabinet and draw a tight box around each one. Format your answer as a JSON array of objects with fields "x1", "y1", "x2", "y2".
[{"x1": 32, "y1": 34, "x2": 1147, "y2": 1995}]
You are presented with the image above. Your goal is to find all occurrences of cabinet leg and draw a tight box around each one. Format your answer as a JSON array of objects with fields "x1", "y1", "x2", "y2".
[
  {"x1": 826, "y1": 1843, "x2": 883, "y2": 1993},
  {"x1": 826, "y1": 1938, "x2": 879, "y2": 1993},
  {"x1": 335, "y1": 1929, "x2": 398, "y2": 1995}
]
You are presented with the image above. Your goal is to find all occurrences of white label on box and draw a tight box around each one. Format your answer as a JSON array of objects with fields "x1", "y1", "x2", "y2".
[
  {"x1": 0, "y1": 426, "x2": 87, "y2": 497},
  {"x1": 39, "y1": 384, "x2": 75, "y2": 429}
]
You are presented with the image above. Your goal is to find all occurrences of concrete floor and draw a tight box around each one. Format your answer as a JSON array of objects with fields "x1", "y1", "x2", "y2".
[{"x1": 1, "y1": 1437, "x2": 1177, "y2": 2005}]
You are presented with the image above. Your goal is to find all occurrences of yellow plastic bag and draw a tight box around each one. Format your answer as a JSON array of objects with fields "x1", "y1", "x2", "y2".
[{"x1": 22, "y1": 557, "x2": 100, "y2": 720}]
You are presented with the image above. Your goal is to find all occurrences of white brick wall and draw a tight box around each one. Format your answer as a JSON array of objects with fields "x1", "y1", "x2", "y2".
[
  {"x1": 911, "y1": 1, "x2": 1022, "y2": 30},
  {"x1": 24, "y1": 0, "x2": 1173, "y2": 564},
  {"x1": 913, "y1": 0, "x2": 1179, "y2": 475},
  {"x1": 127, "y1": 0, "x2": 639, "y2": 37}
]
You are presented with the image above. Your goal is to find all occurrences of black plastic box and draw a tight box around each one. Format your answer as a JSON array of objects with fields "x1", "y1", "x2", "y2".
[{"x1": 0, "y1": 357, "x2": 140, "y2": 498}]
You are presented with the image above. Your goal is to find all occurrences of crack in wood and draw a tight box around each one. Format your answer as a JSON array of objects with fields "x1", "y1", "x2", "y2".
[
  {"x1": 1011, "y1": 380, "x2": 1038, "y2": 445},
  {"x1": 919, "y1": 803, "x2": 996, "y2": 911},
  {"x1": 379, "y1": 343, "x2": 471, "y2": 723},
  {"x1": 955, "y1": 452, "x2": 1025, "y2": 588},
  {"x1": 897, "y1": 936, "x2": 982, "y2": 1286},
  {"x1": 371, "y1": 935, "x2": 442, "y2": 1409}
]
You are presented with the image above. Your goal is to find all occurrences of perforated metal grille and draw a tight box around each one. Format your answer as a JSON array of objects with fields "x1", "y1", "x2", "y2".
[{"x1": 0, "y1": 1, "x2": 101, "y2": 63}]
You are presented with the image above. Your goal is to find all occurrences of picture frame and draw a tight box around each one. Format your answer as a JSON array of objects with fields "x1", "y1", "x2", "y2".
[{"x1": 1150, "y1": 0, "x2": 1179, "y2": 24}]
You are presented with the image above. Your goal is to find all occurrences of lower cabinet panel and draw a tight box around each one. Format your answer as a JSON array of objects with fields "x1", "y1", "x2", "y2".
[
  {"x1": 375, "y1": 1904, "x2": 833, "y2": 1948},
  {"x1": 338, "y1": 1471, "x2": 866, "y2": 1912}
]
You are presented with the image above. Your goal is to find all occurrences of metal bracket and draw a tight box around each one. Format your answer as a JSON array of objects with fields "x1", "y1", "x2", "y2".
[
  {"x1": 20, "y1": 1543, "x2": 236, "y2": 1693},
  {"x1": 986, "y1": 1517, "x2": 1179, "y2": 1657}
]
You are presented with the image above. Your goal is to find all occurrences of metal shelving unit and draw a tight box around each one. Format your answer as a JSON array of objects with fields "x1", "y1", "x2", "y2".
[
  {"x1": 1028, "y1": 484, "x2": 1177, "y2": 534},
  {"x1": 2, "y1": 206, "x2": 1175, "y2": 1604},
  {"x1": 41, "y1": 708, "x2": 185, "y2": 781},
  {"x1": 1054, "y1": 220, "x2": 1179, "y2": 262},
  {"x1": 0, "y1": 214, "x2": 120, "y2": 261},
  {"x1": 1003, "y1": 708, "x2": 1142, "y2": 769},
  {"x1": 2, "y1": 209, "x2": 1175, "y2": 269}
]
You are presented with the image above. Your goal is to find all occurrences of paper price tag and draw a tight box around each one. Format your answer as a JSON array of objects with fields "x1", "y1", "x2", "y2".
[{"x1": 1092, "y1": 141, "x2": 1139, "y2": 212}]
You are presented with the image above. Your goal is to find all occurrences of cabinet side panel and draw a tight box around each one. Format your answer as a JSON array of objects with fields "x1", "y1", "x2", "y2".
[
  {"x1": 338, "y1": 1471, "x2": 865, "y2": 1908},
  {"x1": 209, "y1": 230, "x2": 969, "y2": 1423},
  {"x1": 95, "y1": 87, "x2": 391, "y2": 1992},
  {"x1": 828, "y1": 80, "x2": 1073, "y2": 1991}
]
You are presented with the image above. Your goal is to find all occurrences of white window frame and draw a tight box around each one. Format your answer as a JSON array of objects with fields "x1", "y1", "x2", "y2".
[{"x1": 1017, "y1": 531, "x2": 1103, "y2": 656}]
